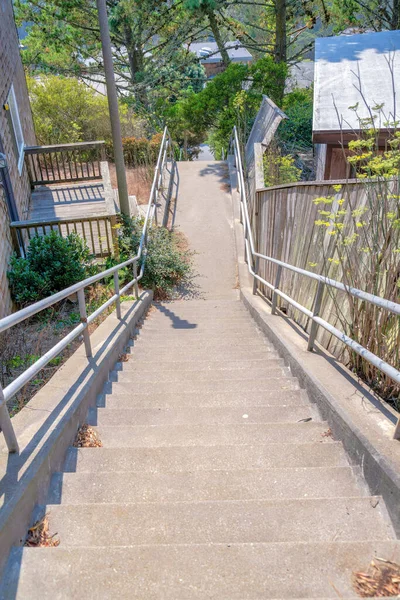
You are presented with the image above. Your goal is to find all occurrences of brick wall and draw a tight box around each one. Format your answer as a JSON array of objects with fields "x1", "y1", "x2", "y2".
[{"x1": 0, "y1": 0, "x2": 36, "y2": 317}]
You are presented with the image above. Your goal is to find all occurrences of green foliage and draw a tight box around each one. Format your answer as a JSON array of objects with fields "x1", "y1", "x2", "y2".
[
  {"x1": 107, "y1": 215, "x2": 191, "y2": 298},
  {"x1": 8, "y1": 231, "x2": 95, "y2": 306},
  {"x1": 331, "y1": 0, "x2": 400, "y2": 32},
  {"x1": 279, "y1": 87, "x2": 313, "y2": 151},
  {"x1": 105, "y1": 133, "x2": 163, "y2": 167},
  {"x1": 164, "y1": 57, "x2": 288, "y2": 159},
  {"x1": 263, "y1": 147, "x2": 301, "y2": 187},
  {"x1": 27, "y1": 75, "x2": 144, "y2": 145},
  {"x1": 16, "y1": 0, "x2": 210, "y2": 110}
]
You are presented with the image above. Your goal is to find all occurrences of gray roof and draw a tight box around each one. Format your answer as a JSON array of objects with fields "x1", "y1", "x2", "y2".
[
  {"x1": 313, "y1": 30, "x2": 400, "y2": 133},
  {"x1": 188, "y1": 41, "x2": 252, "y2": 63}
]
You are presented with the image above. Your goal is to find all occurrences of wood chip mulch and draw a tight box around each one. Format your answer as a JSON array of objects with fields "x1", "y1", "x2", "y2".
[
  {"x1": 73, "y1": 424, "x2": 102, "y2": 448},
  {"x1": 353, "y1": 558, "x2": 400, "y2": 597},
  {"x1": 25, "y1": 514, "x2": 59, "y2": 547}
]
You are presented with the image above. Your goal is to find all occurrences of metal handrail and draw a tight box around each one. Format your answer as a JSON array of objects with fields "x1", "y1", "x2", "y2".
[
  {"x1": 230, "y1": 126, "x2": 400, "y2": 439},
  {"x1": 0, "y1": 127, "x2": 174, "y2": 453}
]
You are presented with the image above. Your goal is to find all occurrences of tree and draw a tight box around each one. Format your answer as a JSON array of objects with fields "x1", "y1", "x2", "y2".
[
  {"x1": 164, "y1": 56, "x2": 287, "y2": 157},
  {"x1": 185, "y1": 0, "x2": 231, "y2": 66},
  {"x1": 27, "y1": 75, "x2": 144, "y2": 144},
  {"x1": 15, "y1": 0, "x2": 207, "y2": 109},
  {"x1": 331, "y1": 0, "x2": 400, "y2": 31}
]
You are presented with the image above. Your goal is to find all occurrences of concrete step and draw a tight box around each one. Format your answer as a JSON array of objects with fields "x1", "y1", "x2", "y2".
[
  {"x1": 106, "y1": 377, "x2": 300, "y2": 397},
  {"x1": 48, "y1": 466, "x2": 364, "y2": 505},
  {"x1": 132, "y1": 334, "x2": 271, "y2": 349},
  {"x1": 143, "y1": 315, "x2": 253, "y2": 328},
  {"x1": 43, "y1": 497, "x2": 394, "y2": 546},
  {"x1": 98, "y1": 389, "x2": 309, "y2": 409},
  {"x1": 88, "y1": 405, "x2": 319, "y2": 427},
  {"x1": 64, "y1": 442, "x2": 350, "y2": 473},
  {"x1": 112, "y1": 366, "x2": 290, "y2": 384},
  {"x1": 115, "y1": 357, "x2": 285, "y2": 373},
  {"x1": 139, "y1": 325, "x2": 262, "y2": 336},
  {"x1": 95, "y1": 422, "x2": 333, "y2": 447},
  {"x1": 153, "y1": 299, "x2": 245, "y2": 310},
  {"x1": 127, "y1": 349, "x2": 279, "y2": 363},
  {"x1": 5, "y1": 541, "x2": 400, "y2": 599}
]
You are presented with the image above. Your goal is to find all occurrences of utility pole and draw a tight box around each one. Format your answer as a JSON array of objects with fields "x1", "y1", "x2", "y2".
[{"x1": 96, "y1": 0, "x2": 130, "y2": 216}]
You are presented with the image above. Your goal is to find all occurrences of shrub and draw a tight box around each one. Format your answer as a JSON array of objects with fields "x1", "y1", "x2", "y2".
[
  {"x1": 263, "y1": 145, "x2": 301, "y2": 187},
  {"x1": 105, "y1": 134, "x2": 163, "y2": 167},
  {"x1": 8, "y1": 231, "x2": 95, "y2": 306},
  {"x1": 279, "y1": 87, "x2": 313, "y2": 152},
  {"x1": 107, "y1": 215, "x2": 191, "y2": 298},
  {"x1": 312, "y1": 117, "x2": 400, "y2": 405},
  {"x1": 27, "y1": 75, "x2": 147, "y2": 146}
]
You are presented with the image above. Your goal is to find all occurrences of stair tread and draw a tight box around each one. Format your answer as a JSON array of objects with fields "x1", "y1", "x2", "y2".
[
  {"x1": 116, "y1": 358, "x2": 284, "y2": 372},
  {"x1": 95, "y1": 422, "x2": 334, "y2": 447},
  {"x1": 89, "y1": 405, "x2": 318, "y2": 426},
  {"x1": 64, "y1": 442, "x2": 349, "y2": 473},
  {"x1": 128, "y1": 349, "x2": 278, "y2": 360},
  {"x1": 99, "y1": 389, "x2": 309, "y2": 408},
  {"x1": 107, "y1": 378, "x2": 301, "y2": 395},
  {"x1": 48, "y1": 466, "x2": 363, "y2": 504},
  {"x1": 112, "y1": 366, "x2": 290, "y2": 383},
  {"x1": 40, "y1": 497, "x2": 394, "y2": 546},
  {"x1": 4, "y1": 541, "x2": 400, "y2": 599}
]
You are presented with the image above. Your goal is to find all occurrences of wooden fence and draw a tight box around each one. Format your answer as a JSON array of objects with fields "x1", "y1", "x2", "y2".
[
  {"x1": 253, "y1": 178, "x2": 399, "y2": 357},
  {"x1": 10, "y1": 214, "x2": 118, "y2": 259},
  {"x1": 24, "y1": 141, "x2": 105, "y2": 186}
]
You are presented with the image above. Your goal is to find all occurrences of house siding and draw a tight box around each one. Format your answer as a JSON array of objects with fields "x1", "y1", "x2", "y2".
[{"x1": 0, "y1": 0, "x2": 36, "y2": 317}]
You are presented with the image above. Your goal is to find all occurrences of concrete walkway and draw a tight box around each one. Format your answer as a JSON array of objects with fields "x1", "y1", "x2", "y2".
[
  {"x1": 2, "y1": 161, "x2": 399, "y2": 598},
  {"x1": 174, "y1": 160, "x2": 237, "y2": 299}
]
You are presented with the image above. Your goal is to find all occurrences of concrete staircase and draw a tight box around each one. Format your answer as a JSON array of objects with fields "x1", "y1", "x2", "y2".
[{"x1": 2, "y1": 298, "x2": 399, "y2": 598}]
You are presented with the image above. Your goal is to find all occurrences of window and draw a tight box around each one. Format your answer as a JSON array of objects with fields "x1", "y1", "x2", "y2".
[{"x1": 5, "y1": 85, "x2": 24, "y2": 173}]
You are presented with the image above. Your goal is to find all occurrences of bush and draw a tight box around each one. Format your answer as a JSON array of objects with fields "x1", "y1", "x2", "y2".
[
  {"x1": 263, "y1": 145, "x2": 301, "y2": 187},
  {"x1": 279, "y1": 87, "x2": 313, "y2": 152},
  {"x1": 27, "y1": 75, "x2": 147, "y2": 145},
  {"x1": 107, "y1": 215, "x2": 191, "y2": 298},
  {"x1": 8, "y1": 231, "x2": 95, "y2": 306},
  {"x1": 105, "y1": 134, "x2": 163, "y2": 167}
]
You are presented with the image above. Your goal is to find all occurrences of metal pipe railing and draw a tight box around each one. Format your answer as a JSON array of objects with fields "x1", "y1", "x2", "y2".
[
  {"x1": 0, "y1": 127, "x2": 175, "y2": 453},
  {"x1": 230, "y1": 126, "x2": 400, "y2": 439}
]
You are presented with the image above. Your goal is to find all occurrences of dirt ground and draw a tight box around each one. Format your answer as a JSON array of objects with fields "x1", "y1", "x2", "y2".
[{"x1": 108, "y1": 163, "x2": 154, "y2": 205}]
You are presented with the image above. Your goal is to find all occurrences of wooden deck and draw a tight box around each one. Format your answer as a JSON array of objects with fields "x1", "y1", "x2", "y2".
[{"x1": 28, "y1": 182, "x2": 116, "y2": 220}]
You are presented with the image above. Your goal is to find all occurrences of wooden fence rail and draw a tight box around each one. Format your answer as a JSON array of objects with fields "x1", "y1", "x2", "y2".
[
  {"x1": 24, "y1": 141, "x2": 106, "y2": 187},
  {"x1": 10, "y1": 214, "x2": 118, "y2": 259}
]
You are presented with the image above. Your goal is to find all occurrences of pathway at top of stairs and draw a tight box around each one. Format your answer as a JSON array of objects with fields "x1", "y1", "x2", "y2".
[{"x1": 2, "y1": 161, "x2": 399, "y2": 599}]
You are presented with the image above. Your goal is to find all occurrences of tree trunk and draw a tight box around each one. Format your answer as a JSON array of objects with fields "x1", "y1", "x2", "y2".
[
  {"x1": 274, "y1": 0, "x2": 287, "y2": 64},
  {"x1": 124, "y1": 25, "x2": 148, "y2": 107},
  {"x1": 274, "y1": 0, "x2": 287, "y2": 106},
  {"x1": 206, "y1": 7, "x2": 230, "y2": 67}
]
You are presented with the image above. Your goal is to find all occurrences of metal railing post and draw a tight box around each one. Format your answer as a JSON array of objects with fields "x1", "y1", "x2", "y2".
[
  {"x1": 0, "y1": 386, "x2": 19, "y2": 453},
  {"x1": 307, "y1": 281, "x2": 324, "y2": 352},
  {"x1": 114, "y1": 271, "x2": 121, "y2": 319},
  {"x1": 253, "y1": 256, "x2": 260, "y2": 295},
  {"x1": 133, "y1": 259, "x2": 139, "y2": 299},
  {"x1": 77, "y1": 288, "x2": 92, "y2": 358},
  {"x1": 271, "y1": 265, "x2": 282, "y2": 315}
]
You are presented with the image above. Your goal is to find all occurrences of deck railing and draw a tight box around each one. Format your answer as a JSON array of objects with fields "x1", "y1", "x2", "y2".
[
  {"x1": 24, "y1": 141, "x2": 106, "y2": 186},
  {"x1": 0, "y1": 127, "x2": 175, "y2": 453},
  {"x1": 10, "y1": 214, "x2": 118, "y2": 258}
]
